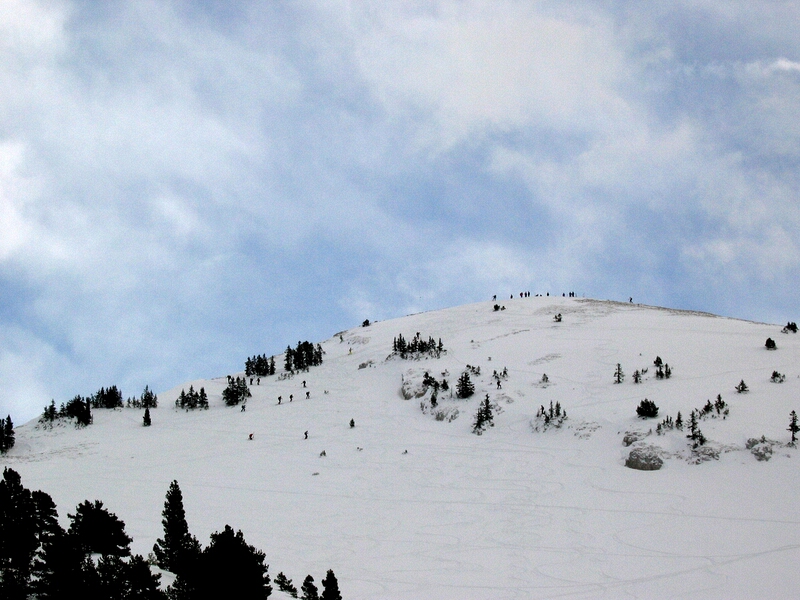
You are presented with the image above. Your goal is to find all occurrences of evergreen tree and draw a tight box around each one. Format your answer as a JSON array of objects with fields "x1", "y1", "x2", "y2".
[
  {"x1": 320, "y1": 569, "x2": 342, "y2": 600},
  {"x1": 68, "y1": 500, "x2": 132, "y2": 556},
  {"x1": 736, "y1": 380, "x2": 749, "y2": 393},
  {"x1": 636, "y1": 399, "x2": 659, "y2": 419},
  {"x1": 675, "y1": 411, "x2": 683, "y2": 430},
  {"x1": 141, "y1": 385, "x2": 158, "y2": 409},
  {"x1": 198, "y1": 525, "x2": 272, "y2": 599},
  {"x1": 143, "y1": 408, "x2": 152, "y2": 427},
  {"x1": 0, "y1": 467, "x2": 39, "y2": 598},
  {"x1": 789, "y1": 411, "x2": 799, "y2": 444},
  {"x1": 274, "y1": 572, "x2": 298, "y2": 597},
  {"x1": 0, "y1": 415, "x2": 13, "y2": 452},
  {"x1": 472, "y1": 394, "x2": 494, "y2": 434},
  {"x1": 456, "y1": 372, "x2": 475, "y2": 399},
  {"x1": 301, "y1": 575, "x2": 319, "y2": 600},
  {"x1": 614, "y1": 363, "x2": 624, "y2": 384},
  {"x1": 153, "y1": 481, "x2": 200, "y2": 576}
]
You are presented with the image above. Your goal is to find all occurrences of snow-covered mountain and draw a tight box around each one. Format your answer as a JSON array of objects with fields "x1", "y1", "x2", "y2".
[{"x1": 4, "y1": 297, "x2": 800, "y2": 599}]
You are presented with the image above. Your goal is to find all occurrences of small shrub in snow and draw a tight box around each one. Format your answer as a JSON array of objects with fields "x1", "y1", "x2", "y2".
[
  {"x1": 765, "y1": 337, "x2": 777, "y2": 350},
  {"x1": 735, "y1": 380, "x2": 749, "y2": 393},
  {"x1": 771, "y1": 371, "x2": 786, "y2": 383},
  {"x1": 636, "y1": 399, "x2": 659, "y2": 419},
  {"x1": 613, "y1": 363, "x2": 624, "y2": 384},
  {"x1": 632, "y1": 369, "x2": 641, "y2": 383},
  {"x1": 362, "y1": 319, "x2": 370, "y2": 327},
  {"x1": 782, "y1": 321, "x2": 797, "y2": 333}
]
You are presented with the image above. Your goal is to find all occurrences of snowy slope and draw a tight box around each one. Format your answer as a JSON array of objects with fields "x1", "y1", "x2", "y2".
[{"x1": 4, "y1": 297, "x2": 800, "y2": 599}]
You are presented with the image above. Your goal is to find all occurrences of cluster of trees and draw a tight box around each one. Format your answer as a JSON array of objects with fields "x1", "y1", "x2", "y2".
[
  {"x1": 532, "y1": 401, "x2": 567, "y2": 431},
  {"x1": 0, "y1": 470, "x2": 344, "y2": 599},
  {"x1": 40, "y1": 397, "x2": 92, "y2": 427},
  {"x1": 391, "y1": 333, "x2": 445, "y2": 359},
  {"x1": 154, "y1": 480, "x2": 342, "y2": 599},
  {"x1": 222, "y1": 378, "x2": 251, "y2": 407},
  {"x1": 0, "y1": 467, "x2": 162, "y2": 599},
  {"x1": 630, "y1": 357, "x2": 672, "y2": 383},
  {"x1": 472, "y1": 395, "x2": 495, "y2": 435},
  {"x1": 284, "y1": 342, "x2": 324, "y2": 373},
  {"x1": 655, "y1": 395, "x2": 728, "y2": 440},
  {"x1": 176, "y1": 386, "x2": 209, "y2": 410},
  {"x1": 127, "y1": 386, "x2": 158, "y2": 409},
  {"x1": 782, "y1": 322, "x2": 798, "y2": 333},
  {"x1": 41, "y1": 386, "x2": 159, "y2": 427},
  {"x1": 245, "y1": 355, "x2": 277, "y2": 378},
  {"x1": 0, "y1": 416, "x2": 14, "y2": 453},
  {"x1": 89, "y1": 386, "x2": 124, "y2": 409}
]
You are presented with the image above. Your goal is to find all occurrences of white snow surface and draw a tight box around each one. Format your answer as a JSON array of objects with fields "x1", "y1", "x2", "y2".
[{"x1": 4, "y1": 297, "x2": 800, "y2": 599}]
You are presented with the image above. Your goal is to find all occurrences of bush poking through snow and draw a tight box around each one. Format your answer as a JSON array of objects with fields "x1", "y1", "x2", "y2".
[
  {"x1": 532, "y1": 401, "x2": 567, "y2": 432},
  {"x1": 636, "y1": 399, "x2": 659, "y2": 419},
  {"x1": 771, "y1": 371, "x2": 786, "y2": 383},
  {"x1": 765, "y1": 337, "x2": 777, "y2": 350},
  {"x1": 735, "y1": 380, "x2": 749, "y2": 393}
]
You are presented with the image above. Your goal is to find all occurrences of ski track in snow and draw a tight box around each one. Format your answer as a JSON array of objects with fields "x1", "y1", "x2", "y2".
[{"x1": 4, "y1": 297, "x2": 800, "y2": 599}]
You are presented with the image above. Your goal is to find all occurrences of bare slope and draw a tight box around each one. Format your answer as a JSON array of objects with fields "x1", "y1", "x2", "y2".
[{"x1": 4, "y1": 297, "x2": 800, "y2": 599}]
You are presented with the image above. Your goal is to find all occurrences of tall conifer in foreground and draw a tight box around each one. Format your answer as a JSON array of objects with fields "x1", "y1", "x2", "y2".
[{"x1": 153, "y1": 481, "x2": 200, "y2": 575}]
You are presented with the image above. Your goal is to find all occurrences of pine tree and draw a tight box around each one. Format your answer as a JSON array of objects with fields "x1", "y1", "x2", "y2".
[
  {"x1": 141, "y1": 385, "x2": 158, "y2": 409},
  {"x1": 301, "y1": 575, "x2": 319, "y2": 600},
  {"x1": 789, "y1": 411, "x2": 799, "y2": 444},
  {"x1": 321, "y1": 569, "x2": 342, "y2": 600},
  {"x1": 614, "y1": 363, "x2": 624, "y2": 384},
  {"x1": 143, "y1": 408, "x2": 151, "y2": 427},
  {"x1": 456, "y1": 372, "x2": 475, "y2": 399},
  {"x1": 472, "y1": 394, "x2": 494, "y2": 434},
  {"x1": 675, "y1": 411, "x2": 683, "y2": 430},
  {"x1": 0, "y1": 415, "x2": 13, "y2": 452},
  {"x1": 197, "y1": 525, "x2": 272, "y2": 599},
  {"x1": 67, "y1": 500, "x2": 132, "y2": 556},
  {"x1": 153, "y1": 481, "x2": 200, "y2": 576}
]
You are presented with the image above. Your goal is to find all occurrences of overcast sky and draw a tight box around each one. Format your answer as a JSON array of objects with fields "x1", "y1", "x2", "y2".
[{"x1": 1, "y1": 0, "x2": 799, "y2": 423}]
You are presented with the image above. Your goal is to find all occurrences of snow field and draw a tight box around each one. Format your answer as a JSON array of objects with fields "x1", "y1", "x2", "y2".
[{"x1": 4, "y1": 297, "x2": 800, "y2": 598}]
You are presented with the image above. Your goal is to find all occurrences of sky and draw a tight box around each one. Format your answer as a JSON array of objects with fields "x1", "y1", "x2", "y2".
[{"x1": 1, "y1": 0, "x2": 799, "y2": 424}]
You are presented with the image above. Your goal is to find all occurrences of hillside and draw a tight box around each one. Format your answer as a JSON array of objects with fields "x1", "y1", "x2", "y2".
[{"x1": 4, "y1": 297, "x2": 800, "y2": 599}]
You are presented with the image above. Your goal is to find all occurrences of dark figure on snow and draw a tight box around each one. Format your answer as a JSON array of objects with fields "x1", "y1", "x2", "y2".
[
  {"x1": 248, "y1": 433, "x2": 253, "y2": 440},
  {"x1": 241, "y1": 405, "x2": 246, "y2": 412},
  {"x1": 278, "y1": 396, "x2": 282, "y2": 405},
  {"x1": 257, "y1": 377, "x2": 260, "y2": 385},
  {"x1": 497, "y1": 381, "x2": 502, "y2": 389},
  {"x1": 304, "y1": 431, "x2": 308, "y2": 439},
  {"x1": 350, "y1": 419, "x2": 355, "y2": 428},
  {"x1": 250, "y1": 378, "x2": 253, "y2": 385},
  {"x1": 302, "y1": 380, "x2": 306, "y2": 387},
  {"x1": 492, "y1": 295, "x2": 496, "y2": 301},
  {"x1": 306, "y1": 391, "x2": 310, "y2": 399},
  {"x1": 290, "y1": 394, "x2": 293, "y2": 402},
  {"x1": 629, "y1": 297, "x2": 633, "y2": 303}
]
